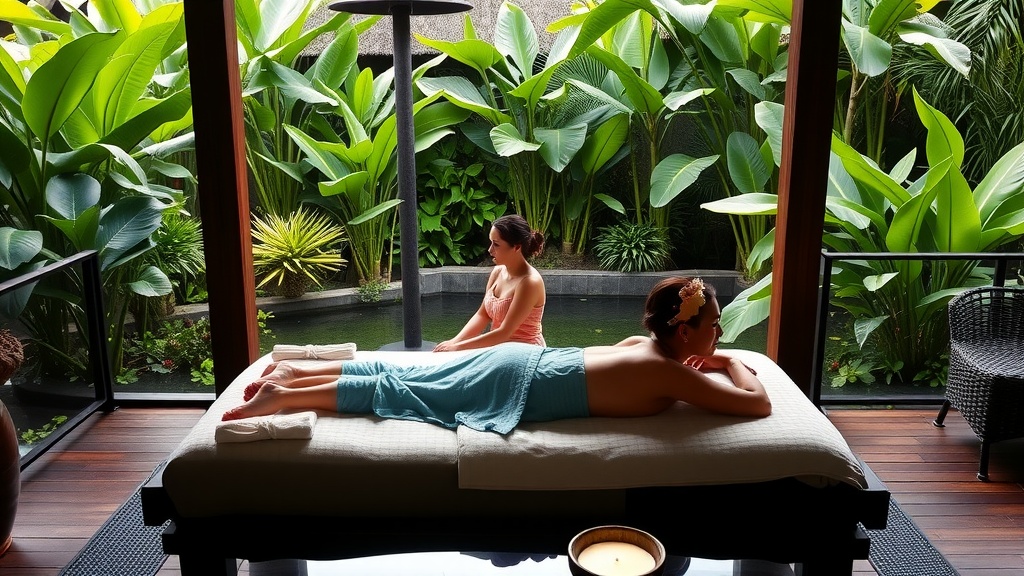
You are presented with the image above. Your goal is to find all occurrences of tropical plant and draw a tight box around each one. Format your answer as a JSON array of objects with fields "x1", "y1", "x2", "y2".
[
  {"x1": 0, "y1": 1, "x2": 194, "y2": 376},
  {"x1": 593, "y1": 221, "x2": 671, "y2": 273},
  {"x1": 131, "y1": 212, "x2": 206, "y2": 332},
  {"x1": 251, "y1": 207, "x2": 347, "y2": 298},
  {"x1": 416, "y1": 134, "x2": 508, "y2": 266},
  {"x1": 709, "y1": 90, "x2": 1024, "y2": 381},
  {"x1": 236, "y1": 0, "x2": 376, "y2": 217},
  {"x1": 893, "y1": 0, "x2": 1024, "y2": 185},
  {"x1": 561, "y1": 0, "x2": 783, "y2": 279},
  {"x1": 277, "y1": 15, "x2": 469, "y2": 284},
  {"x1": 415, "y1": 2, "x2": 627, "y2": 240},
  {"x1": 831, "y1": 0, "x2": 971, "y2": 165}
]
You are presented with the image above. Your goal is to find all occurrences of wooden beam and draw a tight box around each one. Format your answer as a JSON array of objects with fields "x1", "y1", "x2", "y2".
[
  {"x1": 181, "y1": 0, "x2": 259, "y2": 395},
  {"x1": 767, "y1": 0, "x2": 843, "y2": 397}
]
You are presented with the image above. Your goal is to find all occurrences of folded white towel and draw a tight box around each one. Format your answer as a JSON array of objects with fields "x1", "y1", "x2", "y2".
[
  {"x1": 215, "y1": 411, "x2": 318, "y2": 443},
  {"x1": 271, "y1": 343, "x2": 357, "y2": 361}
]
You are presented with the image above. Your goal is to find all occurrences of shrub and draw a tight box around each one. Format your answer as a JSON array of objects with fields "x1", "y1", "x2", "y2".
[{"x1": 593, "y1": 222, "x2": 672, "y2": 273}]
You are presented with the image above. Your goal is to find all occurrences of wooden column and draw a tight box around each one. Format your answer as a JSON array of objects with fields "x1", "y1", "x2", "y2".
[
  {"x1": 767, "y1": 0, "x2": 843, "y2": 397},
  {"x1": 182, "y1": 0, "x2": 259, "y2": 395}
]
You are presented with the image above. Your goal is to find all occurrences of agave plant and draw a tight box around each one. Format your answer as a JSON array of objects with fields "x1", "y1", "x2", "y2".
[{"x1": 251, "y1": 208, "x2": 347, "y2": 298}]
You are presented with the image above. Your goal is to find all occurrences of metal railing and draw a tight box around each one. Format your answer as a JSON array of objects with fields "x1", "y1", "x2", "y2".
[
  {"x1": 813, "y1": 251, "x2": 1024, "y2": 406},
  {"x1": 0, "y1": 250, "x2": 115, "y2": 470}
]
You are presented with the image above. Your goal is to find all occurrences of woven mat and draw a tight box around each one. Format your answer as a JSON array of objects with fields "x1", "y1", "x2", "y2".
[
  {"x1": 59, "y1": 472, "x2": 169, "y2": 576},
  {"x1": 864, "y1": 498, "x2": 959, "y2": 576}
]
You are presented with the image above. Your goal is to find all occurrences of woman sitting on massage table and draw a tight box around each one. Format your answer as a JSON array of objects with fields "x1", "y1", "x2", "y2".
[{"x1": 222, "y1": 277, "x2": 772, "y2": 432}]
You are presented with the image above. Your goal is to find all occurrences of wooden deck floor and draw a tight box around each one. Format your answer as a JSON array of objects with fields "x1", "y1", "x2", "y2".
[{"x1": 0, "y1": 406, "x2": 1021, "y2": 575}]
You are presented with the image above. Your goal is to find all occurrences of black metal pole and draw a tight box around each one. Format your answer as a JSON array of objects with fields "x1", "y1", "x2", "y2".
[{"x1": 391, "y1": 6, "x2": 423, "y2": 350}]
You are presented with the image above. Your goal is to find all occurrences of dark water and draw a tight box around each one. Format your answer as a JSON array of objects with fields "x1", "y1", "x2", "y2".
[{"x1": 261, "y1": 293, "x2": 770, "y2": 352}]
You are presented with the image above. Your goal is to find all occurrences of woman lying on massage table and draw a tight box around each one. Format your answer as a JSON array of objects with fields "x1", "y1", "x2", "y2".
[{"x1": 222, "y1": 277, "x2": 771, "y2": 432}]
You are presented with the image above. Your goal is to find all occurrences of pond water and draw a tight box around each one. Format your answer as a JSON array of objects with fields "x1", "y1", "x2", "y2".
[{"x1": 260, "y1": 293, "x2": 771, "y2": 353}]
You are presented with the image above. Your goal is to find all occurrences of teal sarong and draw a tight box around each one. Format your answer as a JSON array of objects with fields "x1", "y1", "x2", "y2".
[{"x1": 336, "y1": 343, "x2": 587, "y2": 434}]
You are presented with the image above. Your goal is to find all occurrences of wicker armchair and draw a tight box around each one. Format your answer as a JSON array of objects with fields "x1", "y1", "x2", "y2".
[{"x1": 933, "y1": 286, "x2": 1024, "y2": 481}]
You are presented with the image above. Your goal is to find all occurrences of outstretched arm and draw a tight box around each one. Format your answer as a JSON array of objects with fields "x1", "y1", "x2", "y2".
[
  {"x1": 679, "y1": 354, "x2": 771, "y2": 417},
  {"x1": 434, "y1": 268, "x2": 500, "y2": 351}
]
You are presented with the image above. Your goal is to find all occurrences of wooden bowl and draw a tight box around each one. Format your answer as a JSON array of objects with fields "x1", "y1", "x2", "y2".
[{"x1": 568, "y1": 525, "x2": 666, "y2": 576}]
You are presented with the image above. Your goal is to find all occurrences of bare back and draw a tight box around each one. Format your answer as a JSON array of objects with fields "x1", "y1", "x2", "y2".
[{"x1": 583, "y1": 338, "x2": 770, "y2": 418}]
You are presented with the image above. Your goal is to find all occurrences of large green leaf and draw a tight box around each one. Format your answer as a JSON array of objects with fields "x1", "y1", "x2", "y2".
[
  {"x1": 650, "y1": 153, "x2": 719, "y2": 208},
  {"x1": 702, "y1": 192, "x2": 778, "y2": 216},
  {"x1": 45, "y1": 173, "x2": 100, "y2": 220},
  {"x1": 319, "y1": 172, "x2": 370, "y2": 198},
  {"x1": 714, "y1": 0, "x2": 791, "y2": 24},
  {"x1": 853, "y1": 316, "x2": 887, "y2": 349},
  {"x1": 348, "y1": 198, "x2": 402, "y2": 226},
  {"x1": 494, "y1": 1, "x2": 538, "y2": 81},
  {"x1": 509, "y1": 60, "x2": 568, "y2": 110},
  {"x1": 975, "y1": 141, "x2": 1024, "y2": 229},
  {"x1": 0, "y1": 0, "x2": 72, "y2": 35},
  {"x1": 832, "y1": 134, "x2": 910, "y2": 206},
  {"x1": 585, "y1": 45, "x2": 664, "y2": 115},
  {"x1": 754, "y1": 101, "x2": 784, "y2": 166},
  {"x1": 720, "y1": 273, "x2": 773, "y2": 343},
  {"x1": 272, "y1": 11, "x2": 355, "y2": 68},
  {"x1": 307, "y1": 22, "x2": 358, "y2": 90},
  {"x1": 413, "y1": 35, "x2": 501, "y2": 80},
  {"x1": 283, "y1": 124, "x2": 350, "y2": 180},
  {"x1": 654, "y1": 0, "x2": 715, "y2": 34},
  {"x1": 867, "y1": 0, "x2": 918, "y2": 37},
  {"x1": 96, "y1": 196, "x2": 164, "y2": 270},
  {"x1": 91, "y1": 0, "x2": 142, "y2": 35},
  {"x1": 127, "y1": 265, "x2": 171, "y2": 297},
  {"x1": 255, "y1": 0, "x2": 313, "y2": 53},
  {"x1": 568, "y1": 0, "x2": 647, "y2": 58},
  {"x1": 700, "y1": 15, "x2": 744, "y2": 64},
  {"x1": 886, "y1": 160, "x2": 945, "y2": 252},
  {"x1": 912, "y1": 87, "x2": 964, "y2": 168},
  {"x1": 841, "y1": 20, "x2": 891, "y2": 77},
  {"x1": 932, "y1": 164, "x2": 980, "y2": 252},
  {"x1": 417, "y1": 76, "x2": 512, "y2": 126},
  {"x1": 899, "y1": 30, "x2": 971, "y2": 78},
  {"x1": 534, "y1": 124, "x2": 587, "y2": 173},
  {"x1": 94, "y1": 21, "x2": 176, "y2": 135},
  {"x1": 490, "y1": 123, "x2": 541, "y2": 157},
  {"x1": 23, "y1": 32, "x2": 120, "y2": 144},
  {"x1": 0, "y1": 228, "x2": 43, "y2": 270},
  {"x1": 727, "y1": 131, "x2": 769, "y2": 194},
  {"x1": 747, "y1": 227, "x2": 775, "y2": 274},
  {"x1": 578, "y1": 113, "x2": 629, "y2": 174}
]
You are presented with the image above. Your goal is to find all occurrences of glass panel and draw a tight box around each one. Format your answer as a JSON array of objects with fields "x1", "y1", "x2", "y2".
[{"x1": 1, "y1": 258, "x2": 98, "y2": 462}]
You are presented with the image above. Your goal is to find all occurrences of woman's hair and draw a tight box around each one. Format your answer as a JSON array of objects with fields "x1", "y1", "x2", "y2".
[
  {"x1": 492, "y1": 214, "x2": 545, "y2": 258},
  {"x1": 642, "y1": 277, "x2": 718, "y2": 341}
]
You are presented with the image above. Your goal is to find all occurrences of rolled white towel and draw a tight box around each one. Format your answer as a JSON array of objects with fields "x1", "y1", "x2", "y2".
[
  {"x1": 271, "y1": 343, "x2": 356, "y2": 361},
  {"x1": 215, "y1": 411, "x2": 317, "y2": 443}
]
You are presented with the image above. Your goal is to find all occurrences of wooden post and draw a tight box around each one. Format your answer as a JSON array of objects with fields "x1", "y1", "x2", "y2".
[
  {"x1": 767, "y1": 0, "x2": 844, "y2": 397},
  {"x1": 181, "y1": 0, "x2": 259, "y2": 395}
]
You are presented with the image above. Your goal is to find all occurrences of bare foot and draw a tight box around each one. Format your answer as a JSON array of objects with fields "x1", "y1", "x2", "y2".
[
  {"x1": 260, "y1": 361, "x2": 298, "y2": 382},
  {"x1": 223, "y1": 383, "x2": 287, "y2": 421},
  {"x1": 242, "y1": 381, "x2": 265, "y2": 402}
]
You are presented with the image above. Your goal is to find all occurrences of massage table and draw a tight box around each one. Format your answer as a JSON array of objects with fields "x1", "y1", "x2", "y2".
[{"x1": 140, "y1": 349, "x2": 890, "y2": 575}]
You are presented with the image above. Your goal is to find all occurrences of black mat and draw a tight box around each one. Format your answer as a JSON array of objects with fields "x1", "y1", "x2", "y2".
[
  {"x1": 864, "y1": 498, "x2": 959, "y2": 576},
  {"x1": 59, "y1": 474, "x2": 169, "y2": 576}
]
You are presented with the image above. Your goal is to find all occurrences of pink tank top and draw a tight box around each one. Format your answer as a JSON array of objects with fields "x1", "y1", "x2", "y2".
[{"x1": 483, "y1": 292, "x2": 546, "y2": 346}]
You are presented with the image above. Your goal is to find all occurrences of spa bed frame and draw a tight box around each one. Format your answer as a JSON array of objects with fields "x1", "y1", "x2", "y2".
[
  {"x1": 142, "y1": 463, "x2": 888, "y2": 575},
  {"x1": 140, "y1": 350, "x2": 890, "y2": 575}
]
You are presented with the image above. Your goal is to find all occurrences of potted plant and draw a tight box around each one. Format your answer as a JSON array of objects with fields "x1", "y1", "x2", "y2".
[
  {"x1": 251, "y1": 208, "x2": 348, "y2": 298},
  {"x1": 0, "y1": 329, "x2": 24, "y2": 557}
]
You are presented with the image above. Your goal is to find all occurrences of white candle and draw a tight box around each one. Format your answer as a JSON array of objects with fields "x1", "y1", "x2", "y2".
[{"x1": 577, "y1": 541, "x2": 656, "y2": 576}]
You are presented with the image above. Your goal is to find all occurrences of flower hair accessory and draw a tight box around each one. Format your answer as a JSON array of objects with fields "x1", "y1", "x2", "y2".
[{"x1": 667, "y1": 278, "x2": 706, "y2": 326}]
